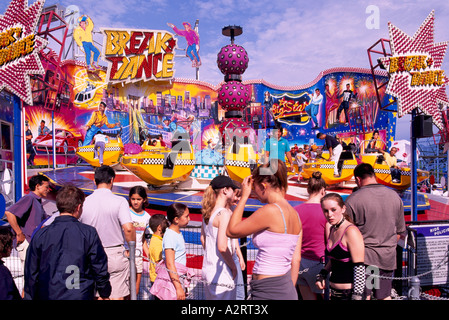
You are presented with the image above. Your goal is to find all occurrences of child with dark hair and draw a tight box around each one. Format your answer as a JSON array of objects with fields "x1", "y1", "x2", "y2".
[
  {"x1": 150, "y1": 203, "x2": 191, "y2": 300},
  {"x1": 142, "y1": 214, "x2": 168, "y2": 299},
  {"x1": 128, "y1": 186, "x2": 151, "y2": 297},
  {"x1": 0, "y1": 226, "x2": 22, "y2": 300}
]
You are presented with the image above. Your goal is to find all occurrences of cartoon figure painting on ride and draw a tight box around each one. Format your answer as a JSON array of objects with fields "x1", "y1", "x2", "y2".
[{"x1": 167, "y1": 22, "x2": 201, "y2": 68}]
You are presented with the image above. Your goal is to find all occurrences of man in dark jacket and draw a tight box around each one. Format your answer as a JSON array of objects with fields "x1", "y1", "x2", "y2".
[
  {"x1": 24, "y1": 186, "x2": 111, "y2": 300},
  {"x1": 336, "y1": 83, "x2": 357, "y2": 125}
]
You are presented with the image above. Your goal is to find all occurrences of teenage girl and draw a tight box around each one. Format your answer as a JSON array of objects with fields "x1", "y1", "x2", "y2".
[
  {"x1": 316, "y1": 193, "x2": 365, "y2": 300},
  {"x1": 200, "y1": 175, "x2": 245, "y2": 300},
  {"x1": 295, "y1": 171, "x2": 327, "y2": 300}
]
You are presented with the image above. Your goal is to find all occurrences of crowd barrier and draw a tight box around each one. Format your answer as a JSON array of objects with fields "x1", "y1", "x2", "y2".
[{"x1": 3, "y1": 212, "x2": 449, "y2": 300}]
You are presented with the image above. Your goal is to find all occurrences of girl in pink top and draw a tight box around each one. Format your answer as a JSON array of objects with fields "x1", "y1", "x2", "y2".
[{"x1": 227, "y1": 160, "x2": 303, "y2": 300}]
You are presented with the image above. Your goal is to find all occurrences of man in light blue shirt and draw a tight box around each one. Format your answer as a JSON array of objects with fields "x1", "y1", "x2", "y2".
[
  {"x1": 305, "y1": 88, "x2": 323, "y2": 129},
  {"x1": 265, "y1": 128, "x2": 293, "y2": 168}
]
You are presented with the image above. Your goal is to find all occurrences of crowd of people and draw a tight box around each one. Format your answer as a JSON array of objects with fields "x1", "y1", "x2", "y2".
[{"x1": 1, "y1": 159, "x2": 406, "y2": 301}]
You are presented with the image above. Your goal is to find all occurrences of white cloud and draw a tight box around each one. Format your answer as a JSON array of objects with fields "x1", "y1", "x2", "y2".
[{"x1": 2, "y1": 0, "x2": 448, "y2": 87}]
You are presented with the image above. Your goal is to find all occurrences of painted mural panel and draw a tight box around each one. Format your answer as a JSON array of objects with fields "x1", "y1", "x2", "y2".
[
  {"x1": 248, "y1": 70, "x2": 393, "y2": 153},
  {"x1": 23, "y1": 63, "x2": 394, "y2": 167},
  {"x1": 24, "y1": 58, "x2": 222, "y2": 166}
]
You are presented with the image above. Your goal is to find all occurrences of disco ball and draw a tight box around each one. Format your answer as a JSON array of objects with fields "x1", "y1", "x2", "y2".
[
  {"x1": 217, "y1": 44, "x2": 249, "y2": 75},
  {"x1": 218, "y1": 81, "x2": 250, "y2": 111}
]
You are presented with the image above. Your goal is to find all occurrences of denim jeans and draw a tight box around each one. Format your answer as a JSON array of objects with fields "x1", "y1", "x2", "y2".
[
  {"x1": 83, "y1": 125, "x2": 100, "y2": 146},
  {"x1": 305, "y1": 103, "x2": 319, "y2": 127},
  {"x1": 82, "y1": 41, "x2": 100, "y2": 66}
]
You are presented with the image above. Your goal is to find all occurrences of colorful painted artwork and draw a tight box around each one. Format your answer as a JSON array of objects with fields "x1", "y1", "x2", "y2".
[
  {"x1": 22, "y1": 60, "x2": 395, "y2": 166},
  {"x1": 167, "y1": 22, "x2": 201, "y2": 68},
  {"x1": 0, "y1": 0, "x2": 47, "y2": 106},
  {"x1": 74, "y1": 15, "x2": 101, "y2": 71},
  {"x1": 247, "y1": 69, "x2": 392, "y2": 150},
  {"x1": 101, "y1": 27, "x2": 177, "y2": 83},
  {"x1": 3, "y1": 4, "x2": 393, "y2": 167}
]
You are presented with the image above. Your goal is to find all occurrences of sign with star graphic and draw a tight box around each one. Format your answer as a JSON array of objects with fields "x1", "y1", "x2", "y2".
[
  {"x1": 0, "y1": 0, "x2": 47, "y2": 106},
  {"x1": 379, "y1": 11, "x2": 449, "y2": 130}
]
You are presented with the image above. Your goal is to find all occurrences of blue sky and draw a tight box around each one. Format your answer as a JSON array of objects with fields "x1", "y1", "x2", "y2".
[{"x1": 2, "y1": 0, "x2": 449, "y2": 139}]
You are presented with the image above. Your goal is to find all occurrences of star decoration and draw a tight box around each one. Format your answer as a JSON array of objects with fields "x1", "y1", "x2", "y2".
[
  {"x1": 379, "y1": 11, "x2": 449, "y2": 130},
  {"x1": 0, "y1": 0, "x2": 48, "y2": 105}
]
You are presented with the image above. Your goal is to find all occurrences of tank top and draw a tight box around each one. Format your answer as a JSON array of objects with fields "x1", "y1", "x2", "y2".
[
  {"x1": 202, "y1": 208, "x2": 241, "y2": 300},
  {"x1": 295, "y1": 202, "x2": 326, "y2": 261},
  {"x1": 252, "y1": 203, "x2": 300, "y2": 276},
  {"x1": 325, "y1": 225, "x2": 354, "y2": 284}
]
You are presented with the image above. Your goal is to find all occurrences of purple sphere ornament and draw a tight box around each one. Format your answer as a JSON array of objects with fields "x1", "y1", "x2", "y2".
[
  {"x1": 217, "y1": 44, "x2": 249, "y2": 75},
  {"x1": 218, "y1": 81, "x2": 250, "y2": 111}
]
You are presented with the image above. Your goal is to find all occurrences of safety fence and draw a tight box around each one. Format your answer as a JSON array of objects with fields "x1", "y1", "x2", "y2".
[
  {"x1": 137, "y1": 225, "x2": 256, "y2": 300},
  {"x1": 137, "y1": 224, "x2": 449, "y2": 300}
]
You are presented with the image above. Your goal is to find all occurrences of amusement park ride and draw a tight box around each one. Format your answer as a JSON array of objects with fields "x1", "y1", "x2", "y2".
[
  {"x1": 13, "y1": 3, "x2": 449, "y2": 223},
  {"x1": 2, "y1": 1, "x2": 448, "y2": 301},
  {"x1": 72, "y1": 23, "x2": 430, "y2": 192},
  {"x1": 32, "y1": 6, "x2": 73, "y2": 112},
  {"x1": 76, "y1": 25, "x2": 255, "y2": 188},
  {"x1": 30, "y1": 4, "x2": 429, "y2": 193}
]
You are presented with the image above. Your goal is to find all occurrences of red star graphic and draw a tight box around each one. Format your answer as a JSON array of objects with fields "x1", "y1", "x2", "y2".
[
  {"x1": 380, "y1": 11, "x2": 449, "y2": 130},
  {"x1": 0, "y1": 0, "x2": 48, "y2": 105}
]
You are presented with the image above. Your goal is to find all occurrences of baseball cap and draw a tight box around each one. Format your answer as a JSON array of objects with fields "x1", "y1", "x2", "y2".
[{"x1": 210, "y1": 175, "x2": 240, "y2": 190}]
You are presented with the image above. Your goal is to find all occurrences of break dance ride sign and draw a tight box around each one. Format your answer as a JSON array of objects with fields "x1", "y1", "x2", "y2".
[
  {"x1": 101, "y1": 28, "x2": 177, "y2": 84},
  {"x1": 0, "y1": 0, "x2": 47, "y2": 105},
  {"x1": 380, "y1": 11, "x2": 449, "y2": 131}
]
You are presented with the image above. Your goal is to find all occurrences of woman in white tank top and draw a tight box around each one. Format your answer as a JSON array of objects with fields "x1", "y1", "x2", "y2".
[{"x1": 201, "y1": 176, "x2": 245, "y2": 300}]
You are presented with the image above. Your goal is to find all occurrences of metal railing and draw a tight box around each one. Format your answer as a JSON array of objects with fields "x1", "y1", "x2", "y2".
[{"x1": 33, "y1": 145, "x2": 78, "y2": 168}]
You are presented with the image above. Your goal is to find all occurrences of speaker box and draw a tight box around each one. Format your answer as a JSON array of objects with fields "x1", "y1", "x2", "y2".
[{"x1": 413, "y1": 115, "x2": 433, "y2": 138}]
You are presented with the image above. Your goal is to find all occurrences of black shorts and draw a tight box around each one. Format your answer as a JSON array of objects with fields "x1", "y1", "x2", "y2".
[{"x1": 364, "y1": 268, "x2": 394, "y2": 300}]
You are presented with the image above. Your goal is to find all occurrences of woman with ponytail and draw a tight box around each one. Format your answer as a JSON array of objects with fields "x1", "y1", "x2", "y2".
[
  {"x1": 201, "y1": 176, "x2": 245, "y2": 300},
  {"x1": 295, "y1": 171, "x2": 327, "y2": 300},
  {"x1": 227, "y1": 160, "x2": 302, "y2": 300}
]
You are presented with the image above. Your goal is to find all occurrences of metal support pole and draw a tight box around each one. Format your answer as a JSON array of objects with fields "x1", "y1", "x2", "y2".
[
  {"x1": 194, "y1": 19, "x2": 200, "y2": 81},
  {"x1": 411, "y1": 109, "x2": 418, "y2": 221},
  {"x1": 128, "y1": 241, "x2": 137, "y2": 300},
  {"x1": 52, "y1": 111, "x2": 56, "y2": 169},
  {"x1": 13, "y1": 95, "x2": 23, "y2": 201},
  {"x1": 408, "y1": 276, "x2": 420, "y2": 300}
]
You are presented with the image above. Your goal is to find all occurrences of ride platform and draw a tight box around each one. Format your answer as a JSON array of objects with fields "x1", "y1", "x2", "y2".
[{"x1": 37, "y1": 165, "x2": 438, "y2": 222}]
